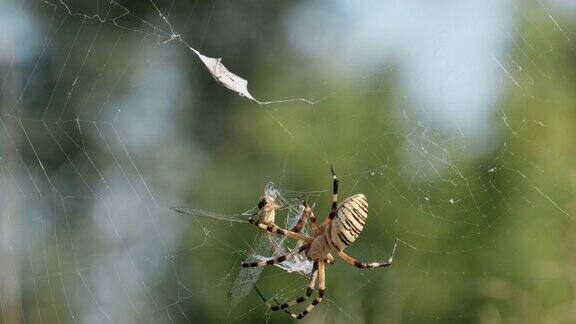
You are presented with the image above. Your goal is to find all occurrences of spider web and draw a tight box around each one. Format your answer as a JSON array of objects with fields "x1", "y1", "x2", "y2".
[{"x1": 1, "y1": 0, "x2": 576, "y2": 323}]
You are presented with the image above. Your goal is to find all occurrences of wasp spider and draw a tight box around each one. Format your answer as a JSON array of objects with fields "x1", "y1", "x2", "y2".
[{"x1": 243, "y1": 166, "x2": 398, "y2": 320}]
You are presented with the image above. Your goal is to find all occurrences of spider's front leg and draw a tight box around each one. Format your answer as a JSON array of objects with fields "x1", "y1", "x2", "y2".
[
  {"x1": 249, "y1": 196, "x2": 312, "y2": 243},
  {"x1": 290, "y1": 197, "x2": 319, "y2": 235},
  {"x1": 320, "y1": 165, "x2": 340, "y2": 229},
  {"x1": 248, "y1": 218, "x2": 312, "y2": 243}
]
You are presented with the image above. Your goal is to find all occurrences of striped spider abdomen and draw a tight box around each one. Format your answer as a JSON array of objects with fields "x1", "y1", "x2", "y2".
[{"x1": 329, "y1": 193, "x2": 368, "y2": 250}]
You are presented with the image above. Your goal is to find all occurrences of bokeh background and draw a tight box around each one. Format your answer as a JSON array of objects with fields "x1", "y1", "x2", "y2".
[{"x1": 2, "y1": 0, "x2": 576, "y2": 323}]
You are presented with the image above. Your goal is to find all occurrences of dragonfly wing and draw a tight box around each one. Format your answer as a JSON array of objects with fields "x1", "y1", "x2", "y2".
[
  {"x1": 228, "y1": 232, "x2": 278, "y2": 305},
  {"x1": 170, "y1": 207, "x2": 249, "y2": 223},
  {"x1": 228, "y1": 207, "x2": 313, "y2": 305}
]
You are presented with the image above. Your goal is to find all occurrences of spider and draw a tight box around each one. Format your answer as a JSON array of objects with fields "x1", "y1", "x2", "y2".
[{"x1": 243, "y1": 166, "x2": 398, "y2": 320}]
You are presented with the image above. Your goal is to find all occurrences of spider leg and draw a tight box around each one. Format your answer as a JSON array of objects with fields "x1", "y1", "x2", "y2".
[
  {"x1": 256, "y1": 260, "x2": 326, "y2": 320},
  {"x1": 269, "y1": 261, "x2": 318, "y2": 311},
  {"x1": 248, "y1": 218, "x2": 312, "y2": 243},
  {"x1": 286, "y1": 260, "x2": 326, "y2": 320},
  {"x1": 336, "y1": 239, "x2": 397, "y2": 269},
  {"x1": 329, "y1": 165, "x2": 339, "y2": 219},
  {"x1": 290, "y1": 198, "x2": 318, "y2": 235},
  {"x1": 241, "y1": 245, "x2": 308, "y2": 268},
  {"x1": 321, "y1": 165, "x2": 339, "y2": 228}
]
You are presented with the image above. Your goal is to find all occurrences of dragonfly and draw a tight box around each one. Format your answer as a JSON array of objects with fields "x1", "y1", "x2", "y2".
[{"x1": 170, "y1": 182, "x2": 323, "y2": 306}]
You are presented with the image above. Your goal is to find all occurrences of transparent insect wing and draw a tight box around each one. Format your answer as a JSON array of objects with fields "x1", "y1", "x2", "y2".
[
  {"x1": 276, "y1": 201, "x2": 313, "y2": 274},
  {"x1": 228, "y1": 187, "x2": 313, "y2": 305},
  {"x1": 264, "y1": 182, "x2": 280, "y2": 201},
  {"x1": 228, "y1": 232, "x2": 277, "y2": 306},
  {"x1": 169, "y1": 207, "x2": 249, "y2": 223},
  {"x1": 272, "y1": 252, "x2": 314, "y2": 274},
  {"x1": 284, "y1": 201, "x2": 305, "y2": 229}
]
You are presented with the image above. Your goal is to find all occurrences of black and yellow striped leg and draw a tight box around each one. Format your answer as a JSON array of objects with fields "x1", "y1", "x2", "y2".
[
  {"x1": 241, "y1": 245, "x2": 308, "y2": 268},
  {"x1": 248, "y1": 218, "x2": 312, "y2": 243},
  {"x1": 290, "y1": 199, "x2": 319, "y2": 235},
  {"x1": 336, "y1": 239, "x2": 398, "y2": 269},
  {"x1": 290, "y1": 200, "x2": 311, "y2": 234},
  {"x1": 269, "y1": 261, "x2": 318, "y2": 311},
  {"x1": 320, "y1": 165, "x2": 340, "y2": 229},
  {"x1": 255, "y1": 261, "x2": 326, "y2": 320},
  {"x1": 329, "y1": 165, "x2": 339, "y2": 220},
  {"x1": 287, "y1": 260, "x2": 325, "y2": 320}
]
